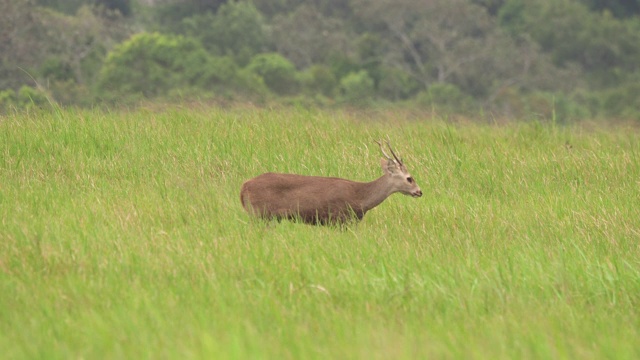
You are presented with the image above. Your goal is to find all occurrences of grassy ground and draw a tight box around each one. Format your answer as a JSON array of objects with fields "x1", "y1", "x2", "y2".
[{"x1": 1, "y1": 104, "x2": 639, "y2": 359}]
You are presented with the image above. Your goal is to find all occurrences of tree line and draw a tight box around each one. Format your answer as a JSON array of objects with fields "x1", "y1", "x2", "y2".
[{"x1": 1, "y1": 0, "x2": 639, "y2": 121}]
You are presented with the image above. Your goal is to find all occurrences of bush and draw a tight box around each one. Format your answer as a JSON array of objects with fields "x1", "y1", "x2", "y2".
[
  {"x1": 96, "y1": 32, "x2": 210, "y2": 101},
  {"x1": 377, "y1": 68, "x2": 421, "y2": 101},
  {"x1": 339, "y1": 70, "x2": 375, "y2": 104},
  {"x1": 40, "y1": 58, "x2": 75, "y2": 82},
  {"x1": 48, "y1": 80, "x2": 94, "y2": 106},
  {"x1": 415, "y1": 83, "x2": 475, "y2": 114},
  {"x1": 19, "y1": 86, "x2": 50, "y2": 106},
  {"x1": 300, "y1": 65, "x2": 338, "y2": 98},
  {"x1": 196, "y1": 56, "x2": 240, "y2": 90},
  {"x1": 0, "y1": 89, "x2": 17, "y2": 112},
  {"x1": 197, "y1": 56, "x2": 269, "y2": 98},
  {"x1": 0, "y1": 86, "x2": 50, "y2": 112},
  {"x1": 599, "y1": 81, "x2": 640, "y2": 120},
  {"x1": 247, "y1": 53, "x2": 299, "y2": 96},
  {"x1": 492, "y1": 88, "x2": 589, "y2": 121}
]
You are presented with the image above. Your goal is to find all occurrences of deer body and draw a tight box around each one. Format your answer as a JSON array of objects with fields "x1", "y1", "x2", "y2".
[{"x1": 240, "y1": 141, "x2": 422, "y2": 225}]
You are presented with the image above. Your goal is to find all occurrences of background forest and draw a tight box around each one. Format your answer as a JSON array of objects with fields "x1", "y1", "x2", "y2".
[{"x1": 1, "y1": 0, "x2": 639, "y2": 121}]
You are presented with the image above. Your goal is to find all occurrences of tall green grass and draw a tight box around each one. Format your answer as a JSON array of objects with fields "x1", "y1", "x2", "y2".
[{"x1": 1, "y1": 104, "x2": 639, "y2": 359}]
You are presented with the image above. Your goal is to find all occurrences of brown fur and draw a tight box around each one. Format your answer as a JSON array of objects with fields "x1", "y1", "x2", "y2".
[{"x1": 241, "y1": 173, "x2": 369, "y2": 224}]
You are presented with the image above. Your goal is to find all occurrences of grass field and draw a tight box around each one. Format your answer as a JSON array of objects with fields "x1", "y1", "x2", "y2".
[{"x1": 1, "y1": 104, "x2": 639, "y2": 359}]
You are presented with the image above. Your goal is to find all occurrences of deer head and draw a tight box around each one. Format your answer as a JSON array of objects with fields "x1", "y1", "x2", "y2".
[{"x1": 375, "y1": 139, "x2": 423, "y2": 198}]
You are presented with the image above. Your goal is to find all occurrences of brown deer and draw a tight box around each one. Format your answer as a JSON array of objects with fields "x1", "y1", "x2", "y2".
[{"x1": 240, "y1": 140, "x2": 422, "y2": 225}]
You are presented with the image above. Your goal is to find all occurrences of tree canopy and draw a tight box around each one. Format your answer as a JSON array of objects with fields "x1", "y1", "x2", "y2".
[{"x1": 1, "y1": 0, "x2": 639, "y2": 120}]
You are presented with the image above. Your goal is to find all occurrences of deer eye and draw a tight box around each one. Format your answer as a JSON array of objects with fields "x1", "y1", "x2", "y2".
[{"x1": 407, "y1": 177, "x2": 413, "y2": 183}]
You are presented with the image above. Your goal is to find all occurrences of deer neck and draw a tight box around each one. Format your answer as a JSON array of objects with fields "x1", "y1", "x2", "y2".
[{"x1": 357, "y1": 175, "x2": 395, "y2": 212}]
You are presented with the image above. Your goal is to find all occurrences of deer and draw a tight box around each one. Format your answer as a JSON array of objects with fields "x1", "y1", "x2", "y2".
[{"x1": 240, "y1": 140, "x2": 422, "y2": 225}]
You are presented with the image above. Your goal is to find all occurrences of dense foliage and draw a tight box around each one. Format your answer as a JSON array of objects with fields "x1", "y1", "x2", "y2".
[{"x1": 1, "y1": 0, "x2": 639, "y2": 120}]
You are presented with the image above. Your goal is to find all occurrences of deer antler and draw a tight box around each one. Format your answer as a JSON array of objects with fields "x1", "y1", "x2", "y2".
[
  {"x1": 374, "y1": 139, "x2": 393, "y2": 161},
  {"x1": 385, "y1": 139, "x2": 403, "y2": 166},
  {"x1": 375, "y1": 138, "x2": 403, "y2": 165}
]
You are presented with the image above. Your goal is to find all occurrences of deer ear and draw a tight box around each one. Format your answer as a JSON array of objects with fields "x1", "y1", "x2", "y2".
[{"x1": 380, "y1": 158, "x2": 398, "y2": 175}]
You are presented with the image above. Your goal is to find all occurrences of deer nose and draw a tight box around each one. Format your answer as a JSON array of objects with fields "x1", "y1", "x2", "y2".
[{"x1": 414, "y1": 190, "x2": 423, "y2": 197}]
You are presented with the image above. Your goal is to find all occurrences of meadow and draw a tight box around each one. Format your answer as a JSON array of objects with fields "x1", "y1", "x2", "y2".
[{"x1": 1, "y1": 104, "x2": 639, "y2": 359}]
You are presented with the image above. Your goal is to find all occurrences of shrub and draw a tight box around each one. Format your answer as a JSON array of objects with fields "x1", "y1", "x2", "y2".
[
  {"x1": 247, "y1": 53, "x2": 299, "y2": 96},
  {"x1": 300, "y1": 65, "x2": 338, "y2": 97},
  {"x1": 377, "y1": 68, "x2": 421, "y2": 101},
  {"x1": 0, "y1": 86, "x2": 50, "y2": 112},
  {"x1": 49, "y1": 80, "x2": 94, "y2": 106},
  {"x1": 339, "y1": 70, "x2": 374, "y2": 104},
  {"x1": 197, "y1": 56, "x2": 269, "y2": 98},
  {"x1": 492, "y1": 88, "x2": 589, "y2": 121},
  {"x1": 415, "y1": 83, "x2": 476, "y2": 114},
  {"x1": 0, "y1": 89, "x2": 16, "y2": 104},
  {"x1": 18, "y1": 86, "x2": 50, "y2": 107},
  {"x1": 196, "y1": 56, "x2": 240, "y2": 90},
  {"x1": 600, "y1": 81, "x2": 640, "y2": 120},
  {"x1": 96, "y1": 32, "x2": 210, "y2": 101},
  {"x1": 40, "y1": 58, "x2": 75, "y2": 82}
]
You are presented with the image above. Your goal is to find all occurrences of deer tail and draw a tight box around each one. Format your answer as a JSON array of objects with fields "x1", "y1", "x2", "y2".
[{"x1": 240, "y1": 184, "x2": 249, "y2": 211}]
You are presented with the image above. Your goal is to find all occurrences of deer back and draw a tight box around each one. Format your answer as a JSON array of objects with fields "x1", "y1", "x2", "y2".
[{"x1": 240, "y1": 173, "x2": 367, "y2": 224}]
